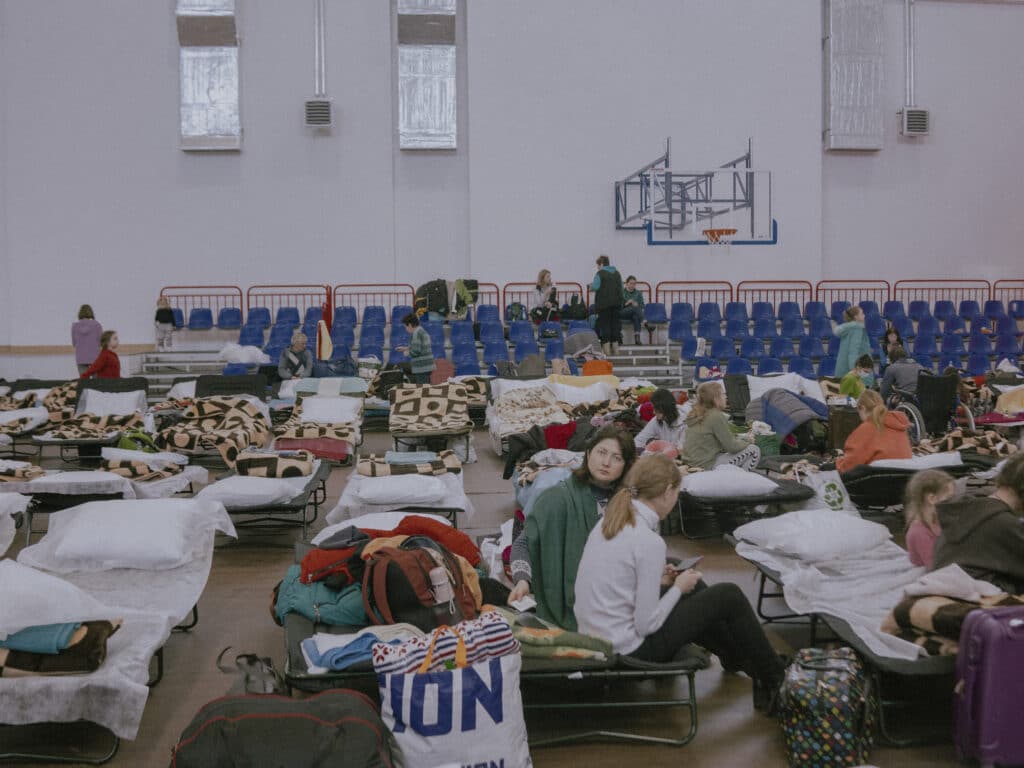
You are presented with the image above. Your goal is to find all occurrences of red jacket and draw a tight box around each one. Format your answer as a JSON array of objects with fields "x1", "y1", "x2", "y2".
[
  {"x1": 836, "y1": 410, "x2": 912, "y2": 472},
  {"x1": 80, "y1": 349, "x2": 120, "y2": 379}
]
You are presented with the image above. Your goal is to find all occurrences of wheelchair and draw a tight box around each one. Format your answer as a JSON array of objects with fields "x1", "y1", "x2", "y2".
[{"x1": 889, "y1": 369, "x2": 975, "y2": 445}]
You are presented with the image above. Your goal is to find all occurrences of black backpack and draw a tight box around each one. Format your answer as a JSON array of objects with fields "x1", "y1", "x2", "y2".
[
  {"x1": 415, "y1": 279, "x2": 449, "y2": 316},
  {"x1": 170, "y1": 690, "x2": 400, "y2": 768},
  {"x1": 562, "y1": 294, "x2": 589, "y2": 320}
]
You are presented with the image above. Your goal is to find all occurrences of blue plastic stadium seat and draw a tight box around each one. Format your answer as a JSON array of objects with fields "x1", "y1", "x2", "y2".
[
  {"x1": 727, "y1": 357, "x2": 752, "y2": 375},
  {"x1": 994, "y1": 334, "x2": 1021, "y2": 359},
  {"x1": 451, "y1": 341, "x2": 477, "y2": 362},
  {"x1": 912, "y1": 334, "x2": 937, "y2": 357},
  {"x1": 798, "y1": 336, "x2": 825, "y2": 359},
  {"x1": 509, "y1": 321, "x2": 535, "y2": 345},
  {"x1": 678, "y1": 337, "x2": 698, "y2": 360},
  {"x1": 390, "y1": 305, "x2": 414, "y2": 326},
  {"x1": 538, "y1": 321, "x2": 563, "y2": 342},
  {"x1": 724, "y1": 302, "x2": 748, "y2": 324},
  {"x1": 788, "y1": 356, "x2": 816, "y2": 379},
  {"x1": 994, "y1": 316, "x2": 1017, "y2": 337},
  {"x1": 933, "y1": 301, "x2": 956, "y2": 323},
  {"x1": 567, "y1": 321, "x2": 592, "y2": 335},
  {"x1": 455, "y1": 359, "x2": 481, "y2": 377},
  {"x1": 644, "y1": 302, "x2": 669, "y2": 325},
  {"x1": 777, "y1": 302, "x2": 802, "y2": 323},
  {"x1": 263, "y1": 343, "x2": 285, "y2": 361},
  {"x1": 423, "y1": 322, "x2": 446, "y2": 358},
  {"x1": 914, "y1": 354, "x2": 936, "y2": 372},
  {"x1": 362, "y1": 306, "x2": 386, "y2": 327},
  {"x1": 770, "y1": 337, "x2": 794, "y2": 359},
  {"x1": 331, "y1": 325, "x2": 355, "y2": 349},
  {"x1": 916, "y1": 316, "x2": 941, "y2": 339},
  {"x1": 808, "y1": 316, "x2": 834, "y2": 340},
  {"x1": 697, "y1": 319, "x2": 722, "y2": 341},
  {"x1": 959, "y1": 300, "x2": 982, "y2": 324},
  {"x1": 882, "y1": 300, "x2": 906, "y2": 320},
  {"x1": 246, "y1": 307, "x2": 271, "y2": 329},
  {"x1": 693, "y1": 357, "x2": 720, "y2": 382},
  {"x1": 804, "y1": 302, "x2": 827, "y2": 323},
  {"x1": 984, "y1": 300, "x2": 1007, "y2": 321},
  {"x1": 943, "y1": 316, "x2": 967, "y2": 336},
  {"x1": 863, "y1": 314, "x2": 886, "y2": 339},
  {"x1": 238, "y1": 325, "x2": 264, "y2": 347},
  {"x1": 711, "y1": 337, "x2": 736, "y2": 361},
  {"x1": 268, "y1": 324, "x2": 295, "y2": 346},
  {"x1": 696, "y1": 302, "x2": 722, "y2": 325},
  {"x1": 482, "y1": 340, "x2": 510, "y2": 366},
  {"x1": 514, "y1": 341, "x2": 541, "y2": 364},
  {"x1": 780, "y1": 316, "x2": 805, "y2": 340},
  {"x1": 388, "y1": 347, "x2": 409, "y2": 365},
  {"x1": 479, "y1": 322, "x2": 505, "y2": 345},
  {"x1": 668, "y1": 319, "x2": 693, "y2": 343},
  {"x1": 275, "y1": 307, "x2": 300, "y2": 327},
  {"x1": 818, "y1": 356, "x2": 837, "y2": 378},
  {"x1": 217, "y1": 307, "x2": 242, "y2": 329},
  {"x1": 333, "y1": 306, "x2": 357, "y2": 328},
  {"x1": 359, "y1": 344, "x2": 383, "y2": 362},
  {"x1": 966, "y1": 354, "x2": 991, "y2": 377},
  {"x1": 938, "y1": 354, "x2": 963, "y2": 372},
  {"x1": 830, "y1": 301, "x2": 851, "y2": 323},
  {"x1": 301, "y1": 322, "x2": 318, "y2": 341},
  {"x1": 908, "y1": 301, "x2": 932, "y2": 322},
  {"x1": 751, "y1": 302, "x2": 775, "y2": 323},
  {"x1": 389, "y1": 326, "x2": 411, "y2": 349},
  {"x1": 740, "y1": 337, "x2": 765, "y2": 361},
  {"x1": 757, "y1": 357, "x2": 783, "y2": 376},
  {"x1": 544, "y1": 339, "x2": 565, "y2": 361},
  {"x1": 359, "y1": 325, "x2": 385, "y2": 348},
  {"x1": 1009, "y1": 300, "x2": 1024, "y2": 320},
  {"x1": 188, "y1": 307, "x2": 214, "y2": 330},
  {"x1": 726, "y1": 318, "x2": 750, "y2": 341},
  {"x1": 670, "y1": 303, "x2": 695, "y2": 324},
  {"x1": 329, "y1": 343, "x2": 352, "y2": 362},
  {"x1": 859, "y1": 300, "x2": 880, "y2": 318},
  {"x1": 940, "y1": 333, "x2": 966, "y2": 356},
  {"x1": 892, "y1": 315, "x2": 914, "y2": 340},
  {"x1": 967, "y1": 333, "x2": 993, "y2": 355},
  {"x1": 303, "y1": 306, "x2": 323, "y2": 326},
  {"x1": 449, "y1": 321, "x2": 475, "y2": 348},
  {"x1": 751, "y1": 318, "x2": 778, "y2": 341},
  {"x1": 476, "y1": 304, "x2": 500, "y2": 325},
  {"x1": 222, "y1": 363, "x2": 250, "y2": 376}
]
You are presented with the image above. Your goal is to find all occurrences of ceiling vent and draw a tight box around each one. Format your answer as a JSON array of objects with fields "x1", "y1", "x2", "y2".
[
  {"x1": 305, "y1": 0, "x2": 333, "y2": 128},
  {"x1": 305, "y1": 99, "x2": 332, "y2": 127},
  {"x1": 899, "y1": 108, "x2": 929, "y2": 137}
]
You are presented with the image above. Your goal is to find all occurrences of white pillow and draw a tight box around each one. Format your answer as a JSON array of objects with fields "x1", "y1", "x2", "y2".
[
  {"x1": 0, "y1": 385, "x2": 9, "y2": 396},
  {"x1": 733, "y1": 508, "x2": 891, "y2": 561},
  {"x1": 872, "y1": 453, "x2": 964, "y2": 470},
  {"x1": 38, "y1": 499, "x2": 223, "y2": 571},
  {"x1": 489, "y1": 377, "x2": 551, "y2": 402},
  {"x1": 18, "y1": 388, "x2": 52, "y2": 404},
  {"x1": 352, "y1": 475, "x2": 447, "y2": 505},
  {"x1": 310, "y1": 511, "x2": 451, "y2": 545},
  {"x1": 299, "y1": 395, "x2": 362, "y2": 424},
  {"x1": 196, "y1": 476, "x2": 298, "y2": 508},
  {"x1": 681, "y1": 464, "x2": 778, "y2": 498},
  {"x1": 795, "y1": 375, "x2": 827, "y2": 404},
  {"x1": 77, "y1": 388, "x2": 146, "y2": 417},
  {"x1": 166, "y1": 380, "x2": 197, "y2": 400},
  {"x1": 547, "y1": 381, "x2": 615, "y2": 406},
  {"x1": 746, "y1": 373, "x2": 794, "y2": 403},
  {"x1": 0, "y1": 560, "x2": 114, "y2": 637}
]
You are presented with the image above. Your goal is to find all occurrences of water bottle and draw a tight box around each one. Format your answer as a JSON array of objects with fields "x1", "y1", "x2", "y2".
[{"x1": 429, "y1": 566, "x2": 457, "y2": 627}]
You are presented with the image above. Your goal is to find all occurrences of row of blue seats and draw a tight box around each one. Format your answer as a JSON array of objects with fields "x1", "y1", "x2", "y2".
[
  {"x1": 695, "y1": 351, "x2": 1008, "y2": 381},
  {"x1": 685, "y1": 334, "x2": 1024, "y2": 362}
]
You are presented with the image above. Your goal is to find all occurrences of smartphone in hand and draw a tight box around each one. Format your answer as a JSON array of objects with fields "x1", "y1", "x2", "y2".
[{"x1": 669, "y1": 555, "x2": 703, "y2": 573}]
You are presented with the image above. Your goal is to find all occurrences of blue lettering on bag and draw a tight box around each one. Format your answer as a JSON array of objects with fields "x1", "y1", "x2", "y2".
[
  {"x1": 387, "y1": 675, "x2": 406, "y2": 733},
  {"x1": 461, "y1": 658, "x2": 504, "y2": 730},
  {"x1": 410, "y1": 672, "x2": 454, "y2": 736},
  {"x1": 462, "y1": 762, "x2": 505, "y2": 768}
]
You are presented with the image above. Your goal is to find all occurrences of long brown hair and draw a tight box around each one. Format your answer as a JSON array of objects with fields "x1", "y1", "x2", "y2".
[
  {"x1": 687, "y1": 381, "x2": 722, "y2": 426},
  {"x1": 536, "y1": 269, "x2": 551, "y2": 290},
  {"x1": 99, "y1": 330, "x2": 116, "y2": 349},
  {"x1": 78, "y1": 304, "x2": 95, "y2": 320},
  {"x1": 602, "y1": 453, "x2": 680, "y2": 539},
  {"x1": 858, "y1": 389, "x2": 886, "y2": 433},
  {"x1": 903, "y1": 469, "x2": 954, "y2": 531},
  {"x1": 572, "y1": 425, "x2": 636, "y2": 488}
]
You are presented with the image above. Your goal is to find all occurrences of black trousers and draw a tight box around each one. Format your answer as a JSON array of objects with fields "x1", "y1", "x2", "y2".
[
  {"x1": 630, "y1": 582, "x2": 783, "y2": 684},
  {"x1": 595, "y1": 306, "x2": 622, "y2": 344}
]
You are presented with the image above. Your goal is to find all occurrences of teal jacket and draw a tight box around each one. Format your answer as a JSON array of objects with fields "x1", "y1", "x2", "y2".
[{"x1": 834, "y1": 321, "x2": 871, "y2": 378}]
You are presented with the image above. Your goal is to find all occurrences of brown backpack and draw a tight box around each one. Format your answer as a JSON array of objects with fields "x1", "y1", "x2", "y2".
[{"x1": 362, "y1": 537, "x2": 477, "y2": 632}]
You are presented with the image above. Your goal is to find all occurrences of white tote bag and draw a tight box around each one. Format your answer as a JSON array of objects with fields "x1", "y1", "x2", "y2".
[
  {"x1": 377, "y1": 622, "x2": 532, "y2": 768},
  {"x1": 795, "y1": 468, "x2": 858, "y2": 513}
]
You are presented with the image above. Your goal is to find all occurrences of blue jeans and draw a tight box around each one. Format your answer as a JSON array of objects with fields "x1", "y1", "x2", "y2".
[{"x1": 620, "y1": 305, "x2": 643, "y2": 334}]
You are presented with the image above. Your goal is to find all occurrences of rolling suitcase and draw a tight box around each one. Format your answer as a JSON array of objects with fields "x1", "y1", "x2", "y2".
[{"x1": 954, "y1": 606, "x2": 1024, "y2": 767}]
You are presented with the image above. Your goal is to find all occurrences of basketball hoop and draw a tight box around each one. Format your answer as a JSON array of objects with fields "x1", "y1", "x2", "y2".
[{"x1": 702, "y1": 228, "x2": 737, "y2": 245}]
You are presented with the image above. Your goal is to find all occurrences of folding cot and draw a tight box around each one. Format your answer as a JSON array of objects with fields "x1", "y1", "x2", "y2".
[
  {"x1": 0, "y1": 379, "x2": 77, "y2": 457},
  {"x1": 387, "y1": 382, "x2": 473, "y2": 457},
  {"x1": 272, "y1": 381, "x2": 364, "y2": 464},
  {"x1": 325, "y1": 468, "x2": 475, "y2": 527},
  {"x1": 0, "y1": 498, "x2": 236, "y2": 762}
]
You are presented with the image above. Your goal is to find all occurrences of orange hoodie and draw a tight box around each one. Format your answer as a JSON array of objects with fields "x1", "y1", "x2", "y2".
[{"x1": 836, "y1": 410, "x2": 913, "y2": 472}]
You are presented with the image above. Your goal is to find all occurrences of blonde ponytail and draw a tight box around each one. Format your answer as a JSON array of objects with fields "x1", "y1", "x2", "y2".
[
  {"x1": 858, "y1": 390, "x2": 887, "y2": 433},
  {"x1": 600, "y1": 453, "x2": 681, "y2": 539}
]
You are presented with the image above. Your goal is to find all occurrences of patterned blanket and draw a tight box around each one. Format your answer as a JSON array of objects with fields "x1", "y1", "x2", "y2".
[
  {"x1": 156, "y1": 396, "x2": 270, "y2": 467},
  {"x1": 43, "y1": 412, "x2": 143, "y2": 440},
  {"x1": 0, "y1": 462, "x2": 45, "y2": 482},
  {"x1": 273, "y1": 402, "x2": 360, "y2": 446},
  {"x1": 236, "y1": 449, "x2": 316, "y2": 478},
  {"x1": 457, "y1": 376, "x2": 490, "y2": 407},
  {"x1": 560, "y1": 389, "x2": 639, "y2": 421},
  {"x1": 389, "y1": 383, "x2": 473, "y2": 434},
  {"x1": 0, "y1": 413, "x2": 39, "y2": 435},
  {"x1": 881, "y1": 592, "x2": 1024, "y2": 656},
  {"x1": 0, "y1": 395, "x2": 30, "y2": 411},
  {"x1": 491, "y1": 386, "x2": 570, "y2": 438},
  {"x1": 916, "y1": 428, "x2": 1018, "y2": 457},
  {"x1": 42, "y1": 382, "x2": 79, "y2": 423},
  {"x1": 102, "y1": 459, "x2": 182, "y2": 482},
  {"x1": 356, "y1": 450, "x2": 461, "y2": 477}
]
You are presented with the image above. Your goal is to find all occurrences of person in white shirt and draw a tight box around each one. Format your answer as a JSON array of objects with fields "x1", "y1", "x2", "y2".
[
  {"x1": 574, "y1": 453, "x2": 787, "y2": 715},
  {"x1": 633, "y1": 388, "x2": 689, "y2": 452}
]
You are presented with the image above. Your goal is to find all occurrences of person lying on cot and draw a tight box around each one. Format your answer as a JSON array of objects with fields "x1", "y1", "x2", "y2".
[
  {"x1": 507, "y1": 426, "x2": 636, "y2": 630},
  {"x1": 932, "y1": 452, "x2": 1024, "y2": 594},
  {"x1": 574, "y1": 453, "x2": 787, "y2": 715},
  {"x1": 835, "y1": 390, "x2": 912, "y2": 473}
]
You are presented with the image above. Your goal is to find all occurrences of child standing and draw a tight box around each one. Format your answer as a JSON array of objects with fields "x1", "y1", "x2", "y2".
[
  {"x1": 80, "y1": 330, "x2": 121, "y2": 379},
  {"x1": 904, "y1": 469, "x2": 956, "y2": 568},
  {"x1": 154, "y1": 297, "x2": 175, "y2": 351},
  {"x1": 834, "y1": 305, "x2": 872, "y2": 378}
]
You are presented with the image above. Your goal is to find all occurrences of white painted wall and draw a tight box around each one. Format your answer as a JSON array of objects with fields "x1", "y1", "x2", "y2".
[{"x1": 1, "y1": 0, "x2": 1022, "y2": 371}]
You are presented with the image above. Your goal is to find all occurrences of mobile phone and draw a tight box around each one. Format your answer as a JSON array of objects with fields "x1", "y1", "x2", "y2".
[{"x1": 669, "y1": 555, "x2": 703, "y2": 573}]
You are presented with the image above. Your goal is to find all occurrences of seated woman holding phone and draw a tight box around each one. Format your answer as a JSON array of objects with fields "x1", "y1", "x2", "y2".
[
  {"x1": 529, "y1": 268, "x2": 559, "y2": 323},
  {"x1": 573, "y1": 453, "x2": 787, "y2": 715}
]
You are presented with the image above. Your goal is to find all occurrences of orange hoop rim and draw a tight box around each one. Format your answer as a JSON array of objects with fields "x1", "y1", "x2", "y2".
[{"x1": 702, "y1": 228, "x2": 738, "y2": 244}]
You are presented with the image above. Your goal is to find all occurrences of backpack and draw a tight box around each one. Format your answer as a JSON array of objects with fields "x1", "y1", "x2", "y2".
[
  {"x1": 562, "y1": 294, "x2": 589, "y2": 320},
  {"x1": 415, "y1": 278, "x2": 450, "y2": 316},
  {"x1": 505, "y1": 302, "x2": 527, "y2": 323},
  {"x1": 170, "y1": 690, "x2": 400, "y2": 768},
  {"x1": 117, "y1": 429, "x2": 159, "y2": 453},
  {"x1": 362, "y1": 537, "x2": 478, "y2": 632}
]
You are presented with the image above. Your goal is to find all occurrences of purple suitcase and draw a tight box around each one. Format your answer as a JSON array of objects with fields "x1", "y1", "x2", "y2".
[{"x1": 954, "y1": 606, "x2": 1024, "y2": 766}]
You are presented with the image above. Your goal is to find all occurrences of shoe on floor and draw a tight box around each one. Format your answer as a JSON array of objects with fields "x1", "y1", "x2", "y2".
[{"x1": 634, "y1": 333, "x2": 641, "y2": 345}]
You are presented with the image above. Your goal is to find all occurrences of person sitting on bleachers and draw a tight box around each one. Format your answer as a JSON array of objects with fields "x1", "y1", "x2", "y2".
[
  {"x1": 879, "y1": 345, "x2": 925, "y2": 402},
  {"x1": 679, "y1": 382, "x2": 760, "y2": 471},
  {"x1": 835, "y1": 390, "x2": 912, "y2": 472},
  {"x1": 932, "y1": 452, "x2": 1024, "y2": 594},
  {"x1": 620, "y1": 274, "x2": 645, "y2": 346},
  {"x1": 529, "y1": 269, "x2": 559, "y2": 323},
  {"x1": 278, "y1": 331, "x2": 313, "y2": 381}
]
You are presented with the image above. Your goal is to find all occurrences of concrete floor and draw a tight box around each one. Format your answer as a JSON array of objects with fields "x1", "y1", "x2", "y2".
[{"x1": 1, "y1": 429, "x2": 960, "y2": 767}]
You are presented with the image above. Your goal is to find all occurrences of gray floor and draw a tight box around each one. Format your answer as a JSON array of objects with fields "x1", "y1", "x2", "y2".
[{"x1": 2, "y1": 429, "x2": 959, "y2": 767}]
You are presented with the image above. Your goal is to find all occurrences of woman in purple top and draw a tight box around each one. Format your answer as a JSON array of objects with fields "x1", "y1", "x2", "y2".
[{"x1": 71, "y1": 304, "x2": 103, "y2": 374}]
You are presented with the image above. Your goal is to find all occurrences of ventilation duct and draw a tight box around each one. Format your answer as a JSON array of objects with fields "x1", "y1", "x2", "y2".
[
  {"x1": 305, "y1": 0, "x2": 332, "y2": 127},
  {"x1": 899, "y1": 0, "x2": 929, "y2": 136}
]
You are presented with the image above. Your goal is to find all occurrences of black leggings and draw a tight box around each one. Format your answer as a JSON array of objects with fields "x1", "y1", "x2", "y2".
[{"x1": 630, "y1": 582, "x2": 783, "y2": 684}]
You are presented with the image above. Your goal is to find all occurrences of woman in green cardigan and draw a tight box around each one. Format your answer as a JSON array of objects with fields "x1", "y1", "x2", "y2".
[
  {"x1": 507, "y1": 425, "x2": 637, "y2": 630},
  {"x1": 399, "y1": 312, "x2": 435, "y2": 384}
]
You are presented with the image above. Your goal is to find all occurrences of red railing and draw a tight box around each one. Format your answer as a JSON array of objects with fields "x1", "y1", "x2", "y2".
[
  {"x1": 333, "y1": 283, "x2": 416, "y2": 323},
  {"x1": 586, "y1": 280, "x2": 653, "y2": 307},
  {"x1": 655, "y1": 281, "x2": 732, "y2": 309},
  {"x1": 815, "y1": 280, "x2": 890, "y2": 310},
  {"x1": 160, "y1": 285, "x2": 244, "y2": 321},
  {"x1": 892, "y1": 279, "x2": 990, "y2": 312},
  {"x1": 735, "y1": 280, "x2": 813, "y2": 311},
  {"x1": 502, "y1": 281, "x2": 584, "y2": 315},
  {"x1": 247, "y1": 284, "x2": 331, "y2": 325},
  {"x1": 992, "y1": 279, "x2": 1024, "y2": 305},
  {"x1": 474, "y1": 282, "x2": 501, "y2": 312}
]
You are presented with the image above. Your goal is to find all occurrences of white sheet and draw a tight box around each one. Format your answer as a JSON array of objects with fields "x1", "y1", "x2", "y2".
[
  {"x1": 0, "y1": 465, "x2": 207, "y2": 500},
  {"x1": 326, "y1": 471, "x2": 474, "y2": 525},
  {"x1": 735, "y1": 539, "x2": 927, "y2": 661},
  {"x1": 0, "y1": 495, "x2": 30, "y2": 556},
  {"x1": 0, "y1": 501, "x2": 236, "y2": 740},
  {"x1": 0, "y1": 406, "x2": 49, "y2": 433}
]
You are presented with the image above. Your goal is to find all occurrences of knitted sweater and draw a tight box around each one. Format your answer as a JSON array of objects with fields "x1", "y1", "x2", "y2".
[
  {"x1": 679, "y1": 408, "x2": 750, "y2": 469},
  {"x1": 408, "y1": 326, "x2": 435, "y2": 375},
  {"x1": 834, "y1": 321, "x2": 872, "y2": 378},
  {"x1": 80, "y1": 349, "x2": 120, "y2": 379}
]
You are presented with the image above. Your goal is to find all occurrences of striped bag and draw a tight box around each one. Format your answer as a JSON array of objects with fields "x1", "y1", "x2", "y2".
[{"x1": 371, "y1": 610, "x2": 518, "y2": 675}]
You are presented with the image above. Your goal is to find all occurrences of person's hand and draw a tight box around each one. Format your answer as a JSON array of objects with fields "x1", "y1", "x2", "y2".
[
  {"x1": 508, "y1": 580, "x2": 531, "y2": 604},
  {"x1": 673, "y1": 569, "x2": 702, "y2": 594},
  {"x1": 661, "y1": 564, "x2": 676, "y2": 587}
]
